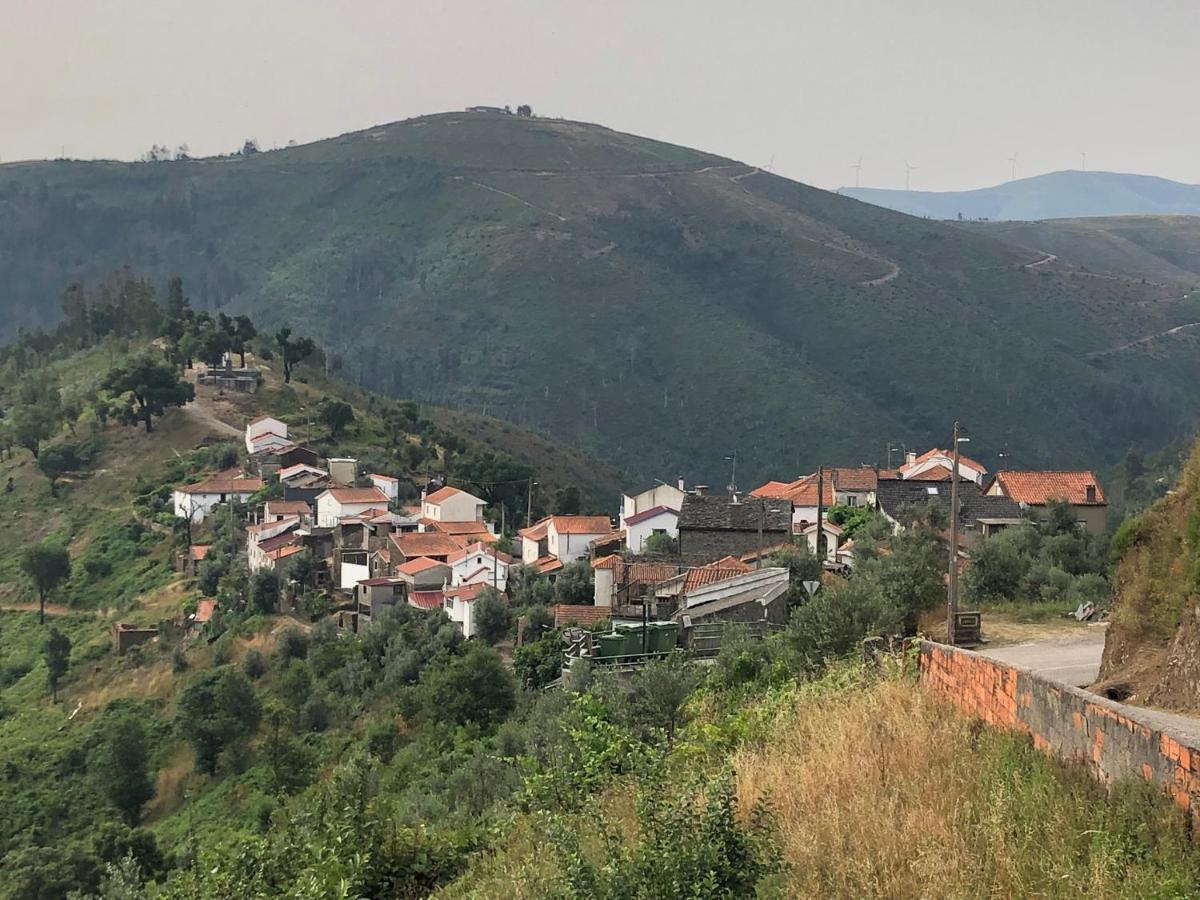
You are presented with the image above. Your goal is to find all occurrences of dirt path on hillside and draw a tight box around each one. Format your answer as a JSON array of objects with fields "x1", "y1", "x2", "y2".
[
  {"x1": 0, "y1": 601, "x2": 77, "y2": 617},
  {"x1": 179, "y1": 370, "x2": 242, "y2": 438},
  {"x1": 1087, "y1": 290, "x2": 1200, "y2": 358}
]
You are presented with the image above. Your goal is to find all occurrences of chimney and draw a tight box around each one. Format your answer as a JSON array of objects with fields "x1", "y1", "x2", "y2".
[
  {"x1": 1085, "y1": 484, "x2": 1096, "y2": 503},
  {"x1": 694, "y1": 484, "x2": 709, "y2": 497},
  {"x1": 905, "y1": 451, "x2": 917, "y2": 467},
  {"x1": 677, "y1": 475, "x2": 685, "y2": 492}
]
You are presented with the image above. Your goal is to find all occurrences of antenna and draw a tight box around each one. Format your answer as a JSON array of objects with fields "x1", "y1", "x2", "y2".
[
  {"x1": 1008, "y1": 152, "x2": 1018, "y2": 181},
  {"x1": 1081, "y1": 151, "x2": 1087, "y2": 172},
  {"x1": 904, "y1": 160, "x2": 917, "y2": 191},
  {"x1": 850, "y1": 156, "x2": 863, "y2": 188}
]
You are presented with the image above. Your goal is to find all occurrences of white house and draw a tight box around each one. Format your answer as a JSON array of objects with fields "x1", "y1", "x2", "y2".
[
  {"x1": 246, "y1": 516, "x2": 302, "y2": 572},
  {"x1": 520, "y1": 515, "x2": 613, "y2": 567},
  {"x1": 368, "y1": 473, "x2": 400, "y2": 503},
  {"x1": 245, "y1": 416, "x2": 290, "y2": 454},
  {"x1": 799, "y1": 520, "x2": 843, "y2": 564},
  {"x1": 264, "y1": 499, "x2": 312, "y2": 524},
  {"x1": 900, "y1": 448, "x2": 987, "y2": 485},
  {"x1": 623, "y1": 505, "x2": 679, "y2": 554},
  {"x1": 442, "y1": 582, "x2": 487, "y2": 638},
  {"x1": 173, "y1": 471, "x2": 264, "y2": 522},
  {"x1": 447, "y1": 542, "x2": 512, "y2": 591},
  {"x1": 620, "y1": 480, "x2": 686, "y2": 526},
  {"x1": 422, "y1": 486, "x2": 487, "y2": 522},
  {"x1": 394, "y1": 556, "x2": 452, "y2": 590},
  {"x1": 315, "y1": 486, "x2": 390, "y2": 527}
]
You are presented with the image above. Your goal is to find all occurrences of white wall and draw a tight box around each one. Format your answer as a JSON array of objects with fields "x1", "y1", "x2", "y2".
[
  {"x1": 594, "y1": 567, "x2": 614, "y2": 606},
  {"x1": 621, "y1": 484, "x2": 685, "y2": 525},
  {"x1": 174, "y1": 490, "x2": 256, "y2": 522},
  {"x1": 425, "y1": 491, "x2": 485, "y2": 522},
  {"x1": 626, "y1": 512, "x2": 678, "y2": 553},
  {"x1": 548, "y1": 528, "x2": 606, "y2": 565},
  {"x1": 340, "y1": 561, "x2": 369, "y2": 590}
]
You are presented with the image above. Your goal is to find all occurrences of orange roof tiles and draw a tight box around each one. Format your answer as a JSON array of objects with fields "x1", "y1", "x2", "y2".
[
  {"x1": 195, "y1": 599, "x2": 216, "y2": 623},
  {"x1": 534, "y1": 556, "x2": 564, "y2": 574},
  {"x1": 900, "y1": 448, "x2": 986, "y2": 475},
  {"x1": 989, "y1": 471, "x2": 1106, "y2": 506},
  {"x1": 396, "y1": 556, "x2": 447, "y2": 575},
  {"x1": 553, "y1": 604, "x2": 612, "y2": 627},
  {"x1": 906, "y1": 464, "x2": 955, "y2": 482},
  {"x1": 446, "y1": 542, "x2": 513, "y2": 565},
  {"x1": 178, "y1": 471, "x2": 264, "y2": 494},
  {"x1": 427, "y1": 520, "x2": 496, "y2": 537},
  {"x1": 325, "y1": 487, "x2": 389, "y2": 505},
  {"x1": 425, "y1": 485, "x2": 470, "y2": 504},
  {"x1": 445, "y1": 582, "x2": 489, "y2": 602},
  {"x1": 390, "y1": 532, "x2": 465, "y2": 558},
  {"x1": 682, "y1": 556, "x2": 753, "y2": 593},
  {"x1": 189, "y1": 544, "x2": 211, "y2": 560}
]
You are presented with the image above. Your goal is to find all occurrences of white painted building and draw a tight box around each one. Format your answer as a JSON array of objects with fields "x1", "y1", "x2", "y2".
[
  {"x1": 442, "y1": 582, "x2": 487, "y2": 638},
  {"x1": 520, "y1": 515, "x2": 613, "y2": 566},
  {"x1": 422, "y1": 485, "x2": 487, "y2": 522},
  {"x1": 900, "y1": 448, "x2": 987, "y2": 485},
  {"x1": 315, "y1": 487, "x2": 390, "y2": 527},
  {"x1": 245, "y1": 416, "x2": 290, "y2": 454},
  {"x1": 799, "y1": 520, "x2": 843, "y2": 563},
  {"x1": 620, "y1": 480, "x2": 686, "y2": 526},
  {"x1": 173, "y1": 472, "x2": 264, "y2": 522},
  {"x1": 447, "y1": 542, "x2": 513, "y2": 591},
  {"x1": 368, "y1": 473, "x2": 400, "y2": 503},
  {"x1": 623, "y1": 505, "x2": 679, "y2": 554}
]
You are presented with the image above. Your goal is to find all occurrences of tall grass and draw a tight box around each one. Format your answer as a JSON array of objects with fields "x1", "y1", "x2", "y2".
[{"x1": 734, "y1": 672, "x2": 1200, "y2": 898}]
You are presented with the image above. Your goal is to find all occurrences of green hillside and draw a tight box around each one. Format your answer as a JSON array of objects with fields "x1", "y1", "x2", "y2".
[{"x1": 4, "y1": 112, "x2": 1200, "y2": 482}]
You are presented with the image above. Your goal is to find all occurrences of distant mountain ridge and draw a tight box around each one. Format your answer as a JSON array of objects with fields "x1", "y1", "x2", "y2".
[
  {"x1": 840, "y1": 170, "x2": 1200, "y2": 221},
  {"x1": 3, "y1": 114, "x2": 1200, "y2": 484}
]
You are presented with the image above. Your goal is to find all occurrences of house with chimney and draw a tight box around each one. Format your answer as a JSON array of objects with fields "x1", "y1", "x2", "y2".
[
  {"x1": 315, "y1": 486, "x2": 390, "y2": 527},
  {"x1": 447, "y1": 542, "x2": 513, "y2": 590},
  {"x1": 875, "y1": 477, "x2": 1024, "y2": 550},
  {"x1": 750, "y1": 474, "x2": 833, "y2": 528},
  {"x1": 899, "y1": 448, "x2": 987, "y2": 485},
  {"x1": 984, "y1": 471, "x2": 1108, "y2": 534},
  {"x1": 620, "y1": 479, "x2": 687, "y2": 526}
]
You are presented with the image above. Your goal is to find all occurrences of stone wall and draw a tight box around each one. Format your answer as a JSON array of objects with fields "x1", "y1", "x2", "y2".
[
  {"x1": 919, "y1": 641, "x2": 1200, "y2": 824},
  {"x1": 677, "y1": 528, "x2": 789, "y2": 566}
]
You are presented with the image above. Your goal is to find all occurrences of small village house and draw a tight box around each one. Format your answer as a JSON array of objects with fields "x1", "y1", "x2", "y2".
[
  {"x1": 984, "y1": 470, "x2": 1108, "y2": 534},
  {"x1": 677, "y1": 494, "x2": 791, "y2": 566},
  {"x1": 751, "y1": 474, "x2": 833, "y2": 528},
  {"x1": 356, "y1": 577, "x2": 407, "y2": 629},
  {"x1": 394, "y1": 556, "x2": 452, "y2": 590},
  {"x1": 899, "y1": 448, "x2": 988, "y2": 485},
  {"x1": 173, "y1": 470, "x2": 264, "y2": 522},
  {"x1": 620, "y1": 479, "x2": 686, "y2": 526},
  {"x1": 443, "y1": 582, "x2": 488, "y2": 638},
  {"x1": 875, "y1": 477, "x2": 1023, "y2": 550},
  {"x1": 623, "y1": 505, "x2": 679, "y2": 554},
  {"x1": 799, "y1": 519, "x2": 843, "y2": 563},
  {"x1": 278, "y1": 463, "x2": 330, "y2": 489},
  {"x1": 326, "y1": 457, "x2": 358, "y2": 486},
  {"x1": 245, "y1": 415, "x2": 291, "y2": 455},
  {"x1": 315, "y1": 486, "x2": 390, "y2": 527},
  {"x1": 422, "y1": 485, "x2": 487, "y2": 522},
  {"x1": 264, "y1": 499, "x2": 313, "y2": 525},
  {"x1": 389, "y1": 531, "x2": 466, "y2": 564},
  {"x1": 368, "y1": 473, "x2": 400, "y2": 502},
  {"x1": 519, "y1": 515, "x2": 614, "y2": 569},
  {"x1": 447, "y1": 542, "x2": 512, "y2": 590}
]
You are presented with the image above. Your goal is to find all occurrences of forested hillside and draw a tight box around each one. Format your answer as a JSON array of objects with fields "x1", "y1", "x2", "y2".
[{"x1": 3, "y1": 113, "x2": 1199, "y2": 483}]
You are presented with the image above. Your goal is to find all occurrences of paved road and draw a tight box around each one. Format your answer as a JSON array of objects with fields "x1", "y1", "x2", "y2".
[{"x1": 978, "y1": 629, "x2": 1106, "y2": 687}]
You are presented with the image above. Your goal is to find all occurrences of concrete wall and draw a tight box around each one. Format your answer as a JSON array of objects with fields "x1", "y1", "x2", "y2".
[{"x1": 919, "y1": 641, "x2": 1200, "y2": 822}]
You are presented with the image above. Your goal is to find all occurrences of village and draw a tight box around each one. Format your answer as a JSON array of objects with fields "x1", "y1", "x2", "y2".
[{"x1": 161, "y1": 407, "x2": 1109, "y2": 663}]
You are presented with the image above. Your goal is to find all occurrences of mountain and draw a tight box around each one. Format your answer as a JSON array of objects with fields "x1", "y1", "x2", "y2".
[
  {"x1": 3, "y1": 113, "x2": 1200, "y2": 484},
  {"x1": 839, "y1": 170, "x2": 1200, "y2": 222}
]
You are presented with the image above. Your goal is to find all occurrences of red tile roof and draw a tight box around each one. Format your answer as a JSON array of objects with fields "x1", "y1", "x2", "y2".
[
  {"x1": 178, "y1": 471, "x2": 264, "y2": 494},
  {"x1": 408, "y1": 590, "x2": 445, "y2": 610},
  {"x1": 324, "y1": 487, "x2": 389, "y2": 505},
  {"x1": 624, "y1": 505, "x2": 679, "y2": 527},
  {"x1": 988, "y1": 471, "x2": 1106, "y2": 506},
  {"x1": 900, "y1": 448, "x2": 986, "y2": 475},
  {"x1": 390, "y1": 532, "x2": 465, "y2": 559},
  {"x1": 829, "y1": 467, "x2": 877, "y2": 491},
  {"x1": 445, "y1": 582, "x2": 489, "y2": 602},
  {"x1": 195, "y1": 599, "x2": 216, "y2": 623},
  {"x1": 427, "y1": 520, "x2": 496, "y2": 537},
  {"x1": 553, "y1": 604, "x2": 612, "y2": 627},
  {"x1": 682, "y1": 556, "x2": 753, "y2": 593},
  {"x1": 906, "y1": 464, "x2": 955, "y2": 482},
  {"x1": 265, "y1": 500, "x2": 311, "y2": 516},
  {"x1": 396, "y1": 556, "x2": 448, "y2": 576},
  {"x1": 425, "y1": 485, "x2": 476, "y2": 504},
  {"x1": 369, "y1": 473, "x2": 398, "y2": 483},
  {"x1": 520, "y1": 515, "x2": 614, "y2": 537},
  {"x1": 534, "y1": 555, "x2": 564, "y2": 574},
  {"x1": 446, "y1": 542, "x2": 513, "y2": 565},
  {"x1": 188, "y1": 544, "x2": 211, "y2": 561},
  {"x1": 266, "y1": 545, "x2": 305, "y2": 562}
]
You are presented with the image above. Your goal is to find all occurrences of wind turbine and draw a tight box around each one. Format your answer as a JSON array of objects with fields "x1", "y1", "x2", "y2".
[
  {"x1": 850, "y1": 156, "x2": 863, "y2": 188},
  {"x1": 904, "y1": 160, "x2": 917, "y2": 191},
  {"x1": 1007, "y1": 153, "x2": 1018, "y2": 181},
  {"x1": 1081, "y1": 151, "x2": 1087, "y2": 172}
]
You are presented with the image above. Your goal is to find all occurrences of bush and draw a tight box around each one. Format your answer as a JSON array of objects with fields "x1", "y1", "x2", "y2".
[
  {"x1": 513, "y1": 631, "x2": 563, "y2": 690},
  {"x1": 242, "y1": 649, "x2": 267, "y2": 680},
  {"x1": 276, "y1": 629, "x2": 309, "y2": 663},
  {"x1": 473, "y1": 588, "x2": 512, "y2": 645}
]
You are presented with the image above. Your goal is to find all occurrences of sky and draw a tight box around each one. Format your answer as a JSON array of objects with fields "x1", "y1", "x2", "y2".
[{"x1": 2, "y1": 0, "x2": 1198, "y2": 192}]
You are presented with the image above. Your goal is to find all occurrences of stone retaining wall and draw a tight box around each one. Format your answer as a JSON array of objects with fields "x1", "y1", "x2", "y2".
[{"x1": 919, "y1": 640, "x2": 1200, "y2": 823}]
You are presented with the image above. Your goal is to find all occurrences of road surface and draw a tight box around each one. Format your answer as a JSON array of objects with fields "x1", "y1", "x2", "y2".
[{"x1": 978, "y1": 629, "x2": 1106, "y2": 687}]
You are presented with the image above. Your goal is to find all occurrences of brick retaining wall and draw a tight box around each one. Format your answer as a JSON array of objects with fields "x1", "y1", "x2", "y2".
[{"x1": 919, "y1": 641, "x2": 1200, "y2": 823}]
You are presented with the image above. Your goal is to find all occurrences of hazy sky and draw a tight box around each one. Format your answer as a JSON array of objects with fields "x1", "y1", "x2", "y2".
[{"x1": 3, "y1": 0, "x2": 1197, "y2": 191}]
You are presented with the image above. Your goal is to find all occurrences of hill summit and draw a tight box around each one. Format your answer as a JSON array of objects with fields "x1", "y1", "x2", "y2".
[{"x1": 3, "y1": 112, "x2": 1200, "y2": 482}]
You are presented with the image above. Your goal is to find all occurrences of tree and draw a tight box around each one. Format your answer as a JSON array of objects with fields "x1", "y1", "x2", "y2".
[
  {"x1": 241, "y1": 138, "x2": 260, "y2": 156},
  {"x1": 44, "y1": 627, "x2": 71, "y2": 702},
  {"x1": 103, "y1": 354, "x2": 194, "y2": 433},
  {"x1": 623, "y1": 653, "x2": 701, "y2": 746},
  {"x1": 176, "y1": 670, "x2": 261, "y2": 775},
  {"x1": 21, "y1": 541, "x2": 71, "y2": 624},
  {"x1": 275, "y1": 328, "x2": 317, "y2": 383},
  {"x1": 642, "y1": 531, "x2": 679, "y2": 558},
  {"x1": 418, "y1": 643, "x2": 515, "y2": 728},
  {"x1": 94, "y1": 713, "x2": 154, "y2": 824},
  {"x1": 163, "y1": 276, "x2": 192, "y2": 368},
  {"x1": 473, "y1": 588, "x2": 512, "y2": 645},
  {"x1": 251, "y1": 570, "x2": 280, "y2": 615},
  {"x1": 555, "y1": 560, "x2": 594, "y2": 604},
  {"x1": 553, "y1": 486, "x2": 581, "y2": 515},
  {"x1": 232, "y1": 315, "x2": 257, "y2": 368},
  {"x1": 513, "y1": 630, "x2": 563, "y2": 690},
  {"x1": 11, "y1": 372, "x2": 62, "y2": 458},
  {"x1": 318, "y1": 398, "x2": 355, "y2": 439},
  {"x1": 37, "y1": 443, "x2": 81, "y2": 496}
]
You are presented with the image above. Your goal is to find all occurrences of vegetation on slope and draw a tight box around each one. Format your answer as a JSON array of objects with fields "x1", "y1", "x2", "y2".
[
  {"x1": 3, "y1": 113, "x2": 1199, "y2": 482},
  {"x1": 1100, "y1": 437, "x2": 1200, "y2": 710}
]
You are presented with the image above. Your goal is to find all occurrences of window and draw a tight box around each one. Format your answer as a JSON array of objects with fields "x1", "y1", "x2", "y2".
[
  {"x1": 845, "y1": 496, "x2": 859, "y2": 507},
  {"x1": 444, "y1": 598, "x2": 453, "y2": 610}
]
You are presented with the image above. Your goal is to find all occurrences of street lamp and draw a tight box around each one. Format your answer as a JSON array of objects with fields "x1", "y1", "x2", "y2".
[{"x1": 724, "y1": 452, "x2": 738, "y2": 496}]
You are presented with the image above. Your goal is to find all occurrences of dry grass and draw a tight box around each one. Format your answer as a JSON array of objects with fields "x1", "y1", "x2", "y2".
[{"x1": 733, "y1": 673, "x2": 1197, "y2": 899}]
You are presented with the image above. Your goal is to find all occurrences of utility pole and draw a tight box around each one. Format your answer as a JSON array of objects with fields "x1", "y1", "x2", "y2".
[
  {"x1": 947, "y1": 422, "x2": 962, "y2": 645},
  {"x1": 815, "y1": 466, "x2": 825, "y2": 562},
  {"x1": 526, "y1": 478, "x2": 536, "y2": 529},
  {"x1": 756, "y1": 497, "x2": 765, "y2": 570}
]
